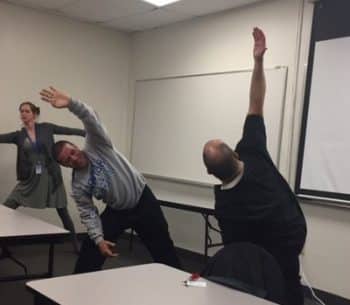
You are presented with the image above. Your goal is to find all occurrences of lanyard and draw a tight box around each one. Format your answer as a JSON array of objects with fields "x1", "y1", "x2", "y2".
[{"x1": 25, "y1": 125, "x2": 41, "y2": 153}]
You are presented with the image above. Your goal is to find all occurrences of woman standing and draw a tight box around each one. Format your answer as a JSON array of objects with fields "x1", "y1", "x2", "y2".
[{"x1": 0, "y1": 101, "x2": 85, "y2": 252}]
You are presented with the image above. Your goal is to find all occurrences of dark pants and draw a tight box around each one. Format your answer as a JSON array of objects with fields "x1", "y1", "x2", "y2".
[
  {"x1": 74, "y1": 185, "x2": 181, "y2": 273},
  {"x1": 265, "y1": 243, "x2": 305, "y2": 305},
  {"x1": 218, "y1": 219, "x2": 306, "y2": 305}
]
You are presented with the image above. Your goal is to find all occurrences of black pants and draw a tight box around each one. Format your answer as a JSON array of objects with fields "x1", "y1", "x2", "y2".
[
  {"x1": 218, "y1": 219, "x2": 306, "y2": 305},
  {"x1": 74, "y1": 185, "x2": 181, "y2": 273},
  {"x1": 264, "y1": 242, "x2": 305, "y2": 305}
]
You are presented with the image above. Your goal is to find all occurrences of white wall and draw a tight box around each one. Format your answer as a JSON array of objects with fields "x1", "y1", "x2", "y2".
[
  {"x1": 131, "y1": 0, "x2": 350, "y2": 299},
  {"x1": 0, "y1": 2, "x2": 132, "y2": 231},
  {"x1": 1, "y1": 0, "x2": 349, "y2": 299}
]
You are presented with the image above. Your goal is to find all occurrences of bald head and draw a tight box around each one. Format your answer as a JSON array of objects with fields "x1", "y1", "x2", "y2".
[
  {"x1": 203, "y1": 139, "x2": 240, "y2": 182},
  {"x1": 203, "y1": 139, "x2": 225, "y2": 157}
]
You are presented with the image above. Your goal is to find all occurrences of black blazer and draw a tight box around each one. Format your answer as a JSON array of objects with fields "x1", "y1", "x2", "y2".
[{"x1": 0, "y1": 123, "x2": 85, "y2": 188}]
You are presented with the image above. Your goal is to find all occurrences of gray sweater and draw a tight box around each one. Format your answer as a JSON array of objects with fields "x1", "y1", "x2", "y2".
[{"x1": 69, "y1": 100, "x2": 145, "y2": 244}]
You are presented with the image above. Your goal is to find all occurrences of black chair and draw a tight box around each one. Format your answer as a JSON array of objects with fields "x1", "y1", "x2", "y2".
[{"x1": 201, "y1": 242, "x2": 287, "y2": 305}]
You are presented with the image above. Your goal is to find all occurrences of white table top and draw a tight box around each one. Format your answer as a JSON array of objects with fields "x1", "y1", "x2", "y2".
[
  {"x1": 0, "y1": 206, "x2": 68, "y2": 238},
  {"x1": 27, "y1": 263, "x2": 276, "y2": 305}
]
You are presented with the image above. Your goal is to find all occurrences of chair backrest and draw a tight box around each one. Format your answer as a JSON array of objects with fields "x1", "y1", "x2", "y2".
[{"x1": 201, "y1": 242, "x2": 287, "y2": 305}]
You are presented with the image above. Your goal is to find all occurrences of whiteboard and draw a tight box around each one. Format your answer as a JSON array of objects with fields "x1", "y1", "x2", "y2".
[
  {"x1": 299, "y1": 37, "x2": 350, "y2": 195},
  {"x1": 131, "y1": 68, "x2": 287, "y2": 185}
]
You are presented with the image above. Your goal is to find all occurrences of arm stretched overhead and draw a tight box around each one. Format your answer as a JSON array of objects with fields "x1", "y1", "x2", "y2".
[{"x1": 248, "y1": 27, "x2": 267, "y2": 116}]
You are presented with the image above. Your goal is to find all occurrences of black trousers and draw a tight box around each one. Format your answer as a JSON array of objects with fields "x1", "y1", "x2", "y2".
[
  {"x1": 74, "y1": 185, "x2": 181, "y2": 273},
  {"x1": 218, "y1": 219, "x2": 306, "y2": 305}
]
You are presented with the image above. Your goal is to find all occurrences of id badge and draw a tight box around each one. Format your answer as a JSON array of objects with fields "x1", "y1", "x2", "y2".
[{"x1": 35, "y1": 162, "x2": 42, "y2": 175}]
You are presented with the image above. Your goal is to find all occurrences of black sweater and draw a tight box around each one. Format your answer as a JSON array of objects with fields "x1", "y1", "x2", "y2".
[{"x1": 214, "y1": 115, "x2": 306, "y2": 242}]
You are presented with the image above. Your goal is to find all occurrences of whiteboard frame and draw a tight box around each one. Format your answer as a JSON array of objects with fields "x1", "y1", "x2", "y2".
[
  {"x1": 295, "y1": 0, "x2": 350, "y2": 206},
  {"x1": 132, "y1": 66, "x2": 288, "y2": 187}
]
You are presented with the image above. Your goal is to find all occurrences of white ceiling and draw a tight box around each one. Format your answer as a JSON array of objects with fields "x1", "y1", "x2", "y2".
[{"x1": 3, "y1": 0, "x2": 265, "y2": 32}]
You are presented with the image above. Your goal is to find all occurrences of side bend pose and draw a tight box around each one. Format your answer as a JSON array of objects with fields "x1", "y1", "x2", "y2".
[
  {"x1": 40, "y1": 87, "x2": 181, "y2": 273},
  {"x1": 0, "y1": 101, "x2": 85, "y2": 252},
  {"x1": 203, "y1": 28, "x2": 307, "y2": 305}
]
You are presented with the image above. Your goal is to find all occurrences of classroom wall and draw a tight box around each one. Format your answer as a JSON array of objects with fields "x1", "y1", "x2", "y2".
[
  {"x1": 131, "y1": 0, "x2": 350, "y2": 299},
  {"x1": 0, "y1": 2, "x2": 132, "y2": 231},
  {"x1": 1, "y1": 0, "x2": 349, "y2": 299}
]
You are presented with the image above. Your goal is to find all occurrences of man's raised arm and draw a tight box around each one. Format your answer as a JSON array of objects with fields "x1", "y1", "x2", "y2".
[
  {"x1": 40, "y1": 86, "x2": 112, "y2": 147},
  {"x1": 248, "y1": 27, "x2": 267, "y2": 116}
]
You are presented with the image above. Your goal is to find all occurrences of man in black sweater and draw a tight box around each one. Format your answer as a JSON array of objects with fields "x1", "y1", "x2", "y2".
[{"x1": 203, "y1": 27, "x2": 307, "y2": 305}]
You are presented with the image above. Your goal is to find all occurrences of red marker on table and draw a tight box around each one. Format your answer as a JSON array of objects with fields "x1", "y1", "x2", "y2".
[{"x1": 184, "y1": 273, "x2": 207, "y2": 287}]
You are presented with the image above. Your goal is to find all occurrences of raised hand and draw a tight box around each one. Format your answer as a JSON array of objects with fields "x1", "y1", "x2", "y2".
[
  {"x1": 40, "y1": 86, "x2": 70, "y2": 109},
  {"x1": 253, "y1": 27, "x2": 267, "y2": 61}
]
